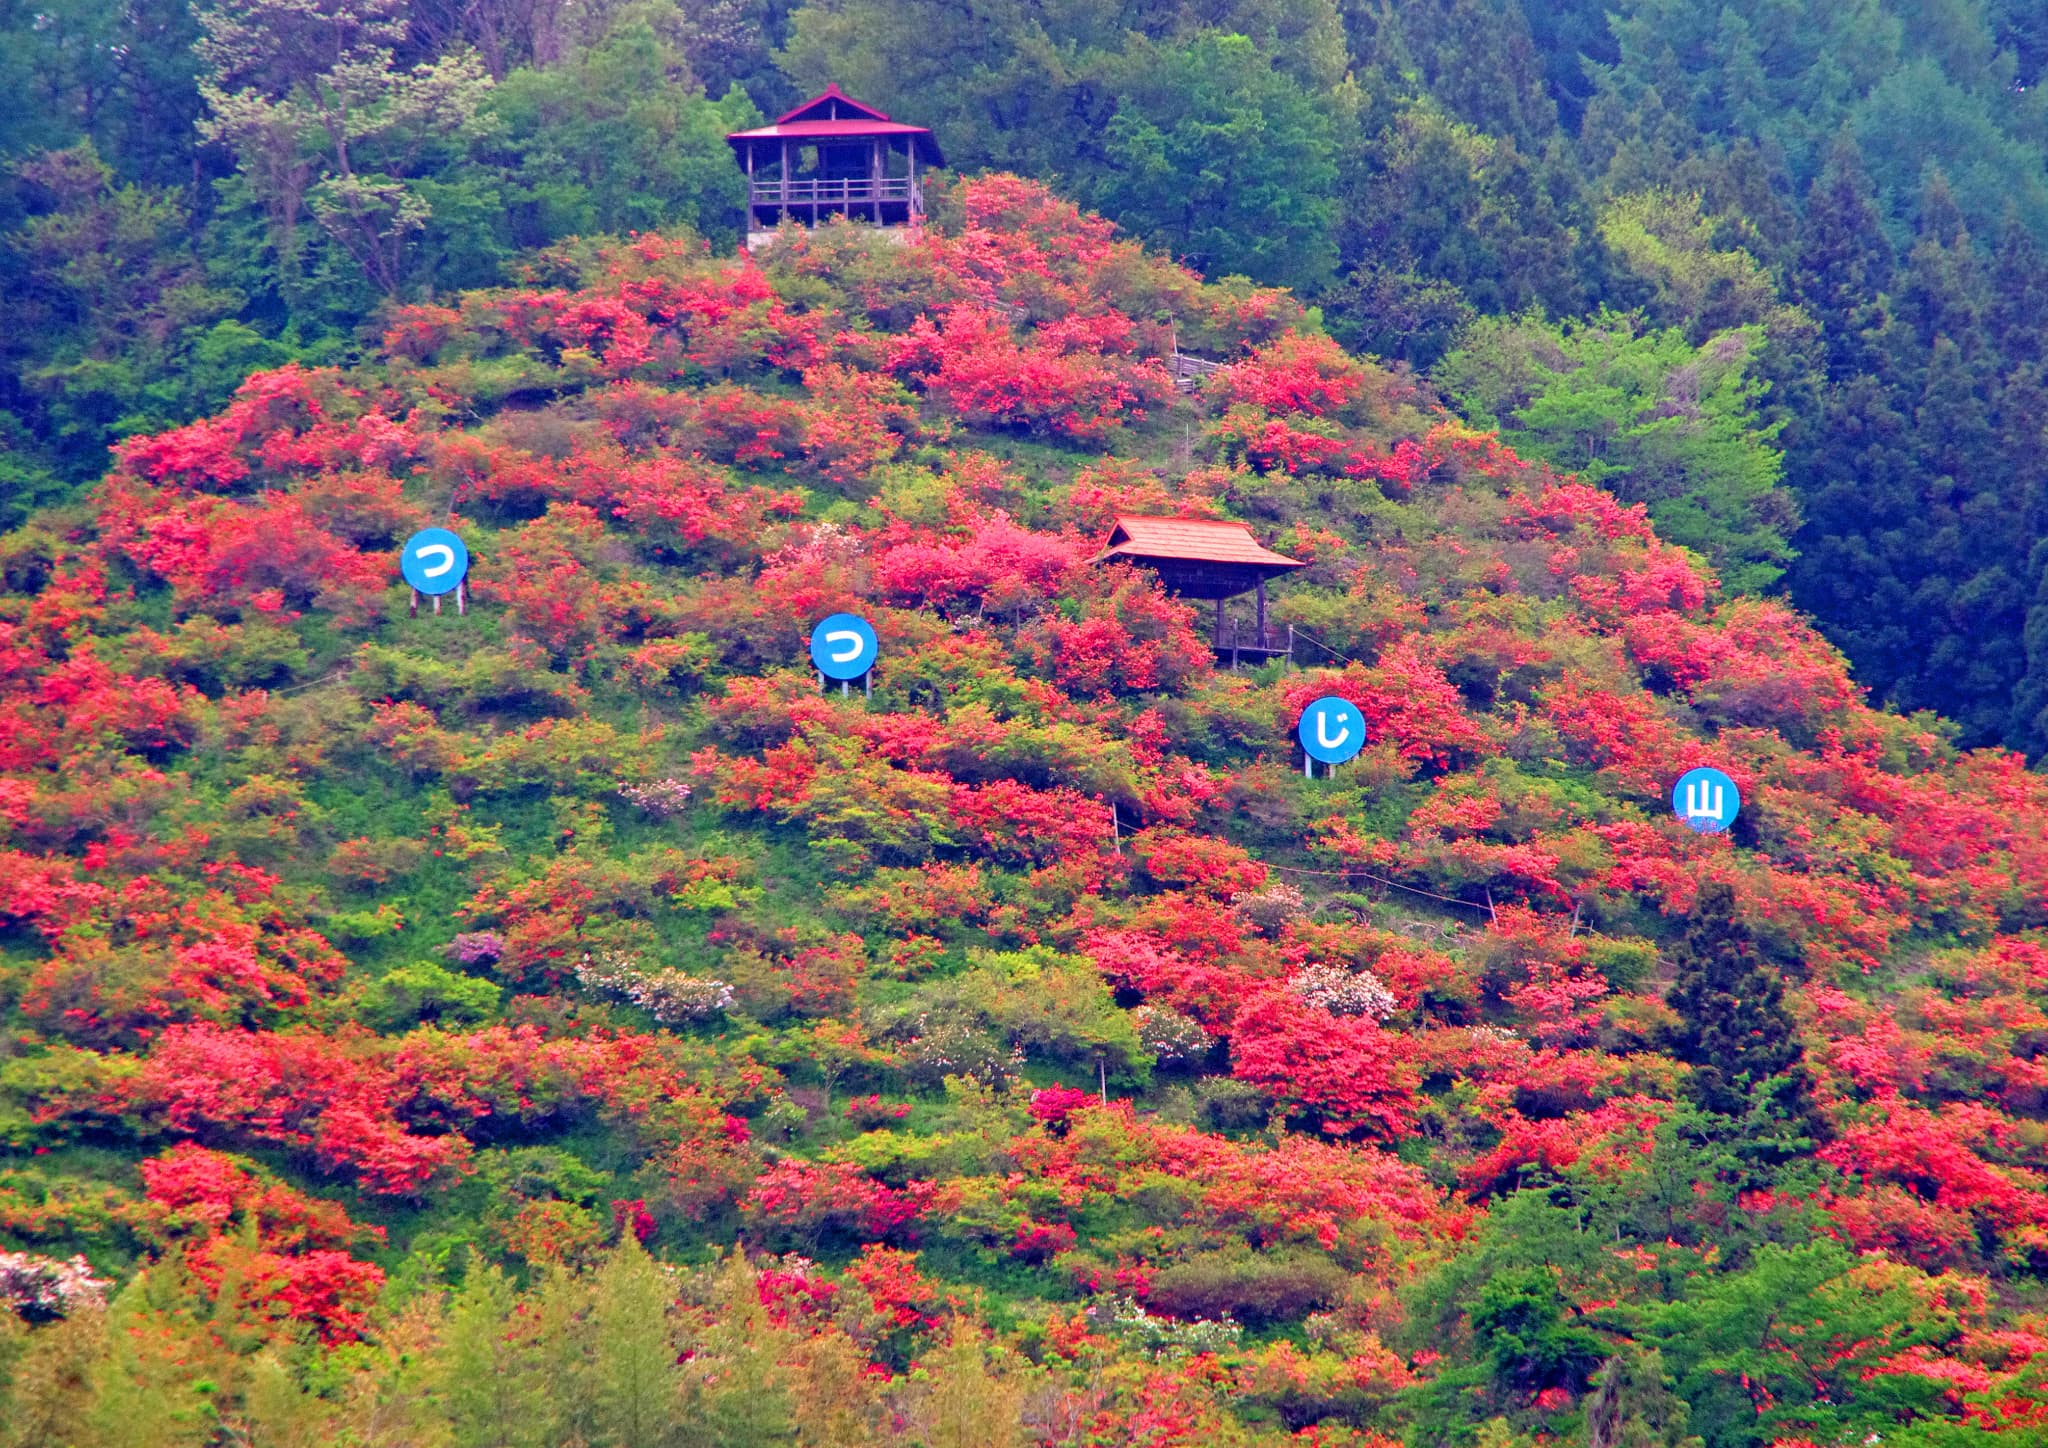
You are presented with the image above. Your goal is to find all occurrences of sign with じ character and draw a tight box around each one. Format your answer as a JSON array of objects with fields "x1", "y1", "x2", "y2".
[{"x1": 1297, "y1": 695, "x2": 1366, "y2": 767}]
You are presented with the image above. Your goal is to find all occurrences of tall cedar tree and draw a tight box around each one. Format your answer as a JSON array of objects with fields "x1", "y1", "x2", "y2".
[{"x1": 1662, "y1": 881, "x2": 1813, "y2": 1123}]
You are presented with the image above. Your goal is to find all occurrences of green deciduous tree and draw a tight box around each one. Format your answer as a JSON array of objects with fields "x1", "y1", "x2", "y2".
[
  {"x1": 485, "y1": 6, "x2": 758, "y2": 250},
  {"x1": 195, "y1": 0, "x2": 496, "y2": 298},
  {"x1": 1436, "y1": 312, "x2": 1796, "y2": 591},
  {"x1": 1087, "y1": 32, "x2": 1341, "y2": 292},
  {"x1": 6, "y1": 141, "x2": 269, "y2": 475},
  {"x1": 1649, "y1": 1242, "x2": 1954, "y2": 1447}
]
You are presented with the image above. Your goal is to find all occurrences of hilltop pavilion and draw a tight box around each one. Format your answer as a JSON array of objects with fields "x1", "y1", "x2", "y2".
[{"x1": 726, "y1": 85, "x2": 943, "y2": 249}]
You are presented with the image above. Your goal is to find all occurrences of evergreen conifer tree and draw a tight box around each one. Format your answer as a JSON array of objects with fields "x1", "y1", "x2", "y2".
[
  {"x1": 441, "y1": 1264, "x2": 551, "y2": 1448},
  {"x1": 1663, "y1": 881, "x2": 1812, "y2": 1123},
  {"x1": 1790, "y1": 136, "x2": 1893, "y2": 380},
  {"x1": 1987, "y1": 209, "x2": 2048, "y2": 366},
  {"x1": 679, "y1": 1254, "x2": 798, "y2": 1448},
  {"x1": 2020, "y1": 541, "x2": 2048, "y2": 757},
  {"x1": 592, "y1": 1236, "x2": 689, "y2": 1448}
]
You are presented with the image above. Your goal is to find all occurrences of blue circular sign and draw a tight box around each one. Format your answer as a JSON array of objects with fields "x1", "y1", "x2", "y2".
[
  {"x1": 1672, "y1": 766, "x2": 1741, "y2": 834},
  {"x1": 1297, "y1": 695, "x2": 1366, "y2": 765},
  {"x1": 400, "y1": 527, "x2": 469, "y2": 596},
  {"x1": 809, "y1": 613, "x2": 879, "y2": 681}
]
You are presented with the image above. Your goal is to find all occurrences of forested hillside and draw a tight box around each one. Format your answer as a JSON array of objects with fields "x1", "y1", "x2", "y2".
[
  {"x1": 4, "y1": 0, "x2": 2048, "y2": 753},
  {"x1": 6, "y1": 174, "x2": 2048, "y2": 1447}
]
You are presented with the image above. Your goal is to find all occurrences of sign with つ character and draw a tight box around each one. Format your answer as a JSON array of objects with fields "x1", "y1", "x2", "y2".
[
  {"x1": 1296, "y1": 694, "x2": 1365, "y2": 776},
  {"x1": 1672, "y1": 766, "x2": 1740, "y2": 834},
  {"x1": 810, "y1": 613, "x2": 879, "y2": 693},
  {"x1": 400, "y1": 527, "x2": 470, "y2": 615}
]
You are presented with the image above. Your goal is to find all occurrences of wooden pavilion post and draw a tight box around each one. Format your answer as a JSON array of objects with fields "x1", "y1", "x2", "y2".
[
  {"x1": 1255, "y1": 576, "x2": 1268, "y2": 648},
  {"x1": 780, "y1": 140, "x2": 790, "y2": 223},
  {"x1": 870, "y1": 139, "x2": 882, "y2": 222}
]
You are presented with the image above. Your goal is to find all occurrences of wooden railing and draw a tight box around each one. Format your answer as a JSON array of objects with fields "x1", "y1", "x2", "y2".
[
  {"x1": 1169, "y1": 350, "x2": 1223, "y2": 394},
  {"x1": 749, "y1": 177, "x2": 919, "y2": 207}
]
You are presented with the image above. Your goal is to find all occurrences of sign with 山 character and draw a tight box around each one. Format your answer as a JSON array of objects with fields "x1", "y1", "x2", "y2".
[
  {"x1": 1672, "y1": 766, "x2": 1741, "y2": 834},
  {"x1": 1297, "y1": 695, "x2": 1365, "y2": 777}
]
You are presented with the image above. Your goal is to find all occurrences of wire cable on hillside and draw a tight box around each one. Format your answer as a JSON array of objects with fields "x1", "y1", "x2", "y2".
[
  {"x1": 1256, "y1": 857, "x2": 1498, "y2": 912},
  {"x1": 1287, "y1": 626, "x2": 1363, "y2": 668}
]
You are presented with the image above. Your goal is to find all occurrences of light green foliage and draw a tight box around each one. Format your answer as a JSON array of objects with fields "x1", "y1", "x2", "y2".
[
  {"x1": 80, "y1": 1284, "x2": 214, "y2": 1448},
  {"x1": 0, "y1": 1305, "x2": 102, "y2": 1448},
  {"x1": 1437, "y1": 311, "x2": 1796, "y2": 591},
  {"x1": 1597, "y1": 191, "x2": 1784, "y2": 335},
  {"x1": 675, "y1": 1253, "x2": 799, "y2": 1447},
  {"x1": 1650, "y1": 1242, "x2": 1955, "y2": 1445},
  {"x1": 900, "y1": 947, "x2": 1152, "y2": 1080},
  {"x1": 359, "y1": 960, "x2": 502, "y2": 1030},
  {"x1": 439, "y1": 1265, "x2": 556, "y2": 1448},
  {"x1": 591, "y1": 1237, "x2": 689, "y2": 1448},
  {"x1": 237, "y1": 1349, "x2": 340, "y2": 1448},
  {"x1": 889, "y1": 1322, "x2": 1031, "y2": 1448},
  {"x1": 486, "y1": 5, "x2": 759, "y2": 248}
]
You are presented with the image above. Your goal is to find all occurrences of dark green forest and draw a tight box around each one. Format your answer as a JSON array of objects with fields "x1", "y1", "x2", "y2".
[{"x1": 5, "y1": 0, "x2": 2048, "y2": 752}]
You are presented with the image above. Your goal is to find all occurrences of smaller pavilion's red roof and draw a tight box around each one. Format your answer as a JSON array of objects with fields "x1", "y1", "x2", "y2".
[
  {"x1": 773, "y1": 83, "x2": 890, "y2": 125},
  {"x1": 1093, "y1": 516, "x2": 1305, "y2": 571},
  {"x1": 727, "y1": 85, "x2": 945, "y2": 166}
]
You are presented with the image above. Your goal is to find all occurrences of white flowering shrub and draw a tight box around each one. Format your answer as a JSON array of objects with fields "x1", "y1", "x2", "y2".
[
  {"x1": 575, "y1": 950, "x2": 733, "y2": 1024},
  {"x1": 1, "y1": 1251, "x2": 108, "y2": 1320},
  {"x1": 903, "y1": 1014, "x2": 1024, "y2": 1087},
  {"x1": 768, "y1": 520, "x2": 865, "y2": 568},
  {"x1": 1287, "y1": 962, "x2": 1397, "y2": 1019},
  {"x1": 618, "y1": 778, "x2": 694, "y2": 817},
  {"x1": 1134, "y1": 1004, "x2": 1212, "y2": 1063},
  {"x1": 1229, "y1": 882, "x2": 1305, "y2": 937},
  {"x1": 1085, "y1": 1293, "x2": 1243, "y2": 1358}
]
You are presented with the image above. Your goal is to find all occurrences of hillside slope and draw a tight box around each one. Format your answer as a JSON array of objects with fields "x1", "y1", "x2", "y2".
[{"x1": 4, "y1": 178, "x2": 2048, "y2": 1446}]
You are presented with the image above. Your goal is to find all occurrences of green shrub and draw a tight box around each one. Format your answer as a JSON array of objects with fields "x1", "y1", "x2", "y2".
[
  {"x1": 1145, "y1": 1248, "x2": 1348, "y2": 1327},
  {"x1": 360, "y1": 960, "x2": 502, "y2": 1030},
  {"x1": 1583, "y1": 936, "x2": 1659, "y2": 992}
]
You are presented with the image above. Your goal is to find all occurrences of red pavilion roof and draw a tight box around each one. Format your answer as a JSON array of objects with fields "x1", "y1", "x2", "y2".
[
  {"x1": 727, "y1": 85, "x2": 945, "y2": 166},
  {"x1": 772, "y1": 84, "x2": 891, "y2": 125},
  {"x1": 1093, "y1": 517, "x2": 1305, "y2": 571}
]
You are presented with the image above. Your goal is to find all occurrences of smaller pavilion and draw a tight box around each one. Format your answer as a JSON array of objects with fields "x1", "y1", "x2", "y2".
[
  {"x1": 1093, "y1": 516, "x2": 1304, "y2": 661},
  {"x1": 726, "y1": 85, "x2": 944, "y2": 248}
]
